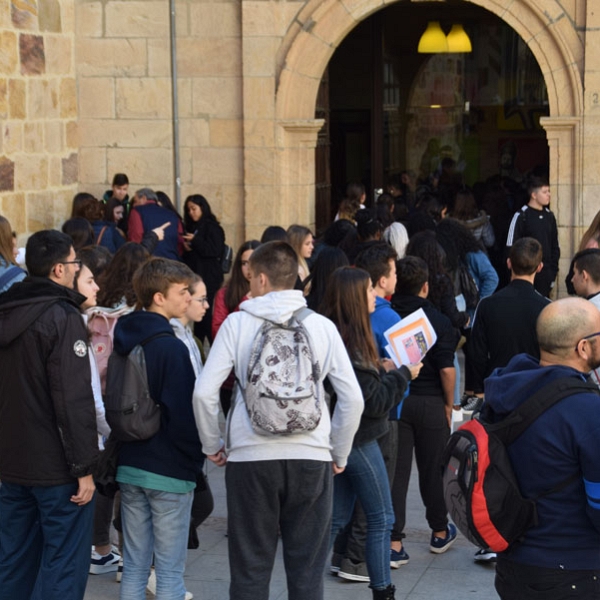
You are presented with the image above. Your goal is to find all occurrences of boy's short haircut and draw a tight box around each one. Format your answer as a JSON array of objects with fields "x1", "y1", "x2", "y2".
[
  {"x1": 26, "y1": 230, "x2": 73, "y2": 278},
  {"x1": 396, "y1": 256, "x2": 429, "y2": 296},
  {"x1": 525, "y1": 174, "x2": 549, "y2": 197},
  {"x1": 133, "y1": 257, "x2": 195, "y2": 309},
  {"x1": 572, "y1": 248, "x2": 600, "y2": 285},
  {"x1": 248, "y1": 241, "x2": 298, "y2": 290},
  {"x1": 355, "y1": 242, "x2": 398, "y2": 286},
  {"x1": 509, "y1": 237, "x2": 543, "y2": 276},
  {"x1": 112, "y1": 173, "x2": 129, "y2": 187}
]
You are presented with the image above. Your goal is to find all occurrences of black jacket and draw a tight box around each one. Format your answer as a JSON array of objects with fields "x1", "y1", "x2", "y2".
[
  {"x1": 469, "y1": 279, "x2": 551, "y2": 393},
  {"x1": 0, "y1": 278, "x2": 98, "y2": 485},
  {"x1": 329, "y1": 363, "x2": 411, "y2": 447},
  {"x1": 184, "y1": 217, "x2": 225, "y2": 299},
  {"x1": 390, "y1": 294, "x2": 459, "y2": 397},
  {"x1": 506, "y1": 205, "x2": 560, "y2": 296}
]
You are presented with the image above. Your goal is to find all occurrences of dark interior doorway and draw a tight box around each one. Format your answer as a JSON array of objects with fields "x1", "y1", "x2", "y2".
[{"x1": 315, "y1": 0, "x2": 549, "y2": 233}]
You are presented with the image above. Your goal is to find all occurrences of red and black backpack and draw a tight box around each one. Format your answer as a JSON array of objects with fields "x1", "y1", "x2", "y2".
[{"x1": 442, "y1": 376, "x2": 599, "y2": 552}]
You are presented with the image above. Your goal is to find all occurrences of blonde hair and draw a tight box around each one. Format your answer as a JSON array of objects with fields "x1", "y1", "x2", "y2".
[
  {"x1": 286, "y1": 224, "x2": 312, "y2": 287},
  {"x1": 0, "y1": 216, "x2": 16, "y2": 266}
]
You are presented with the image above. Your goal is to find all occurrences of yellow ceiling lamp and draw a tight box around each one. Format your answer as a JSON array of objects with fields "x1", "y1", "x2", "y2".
[
  {"x1": 417, "y1": 21, "x2": 449, "y2": 53},
  {"x1": 446, "y1": 24, "x2": 472, "y2": 53}
]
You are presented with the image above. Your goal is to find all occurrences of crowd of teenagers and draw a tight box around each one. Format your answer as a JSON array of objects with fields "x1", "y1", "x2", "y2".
[{"x1": 2, "y1": 166, "x2": 600, "y2": 600}]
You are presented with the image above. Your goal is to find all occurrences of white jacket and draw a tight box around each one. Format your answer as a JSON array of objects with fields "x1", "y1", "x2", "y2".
[
  {"x1": 193, "y1": 290, "x2": 363, "y2": 467},
  {"x1": 170, "y1": 318, "x2": 203, "y2": 379}
]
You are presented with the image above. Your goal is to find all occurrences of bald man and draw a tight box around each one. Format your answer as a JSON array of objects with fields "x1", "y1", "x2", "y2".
[{"x1": 481, "y1": 297, "x2": 600, "y2": 600}]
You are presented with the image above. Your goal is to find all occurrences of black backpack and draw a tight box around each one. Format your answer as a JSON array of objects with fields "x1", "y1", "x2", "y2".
[
  {"x1": 103, "y1": 333, "x2": 169, "y2": 442},
  {"x1": 442, "y1": 376, "x2": 599, "y2": 552},
  {"x1": 453, "y1": 261, "x2": 479, "y2": 309}
]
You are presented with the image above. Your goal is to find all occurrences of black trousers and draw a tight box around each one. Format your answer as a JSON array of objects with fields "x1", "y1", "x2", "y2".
[
  {"x1": 391, "y1": 393, "x2": 450, "y2": 539},
  {"x1": 496, "y1": 557, "x2": 600, "y2": 599},
  {"x1": 226, "y1": 460, "x2": 332, "y2": 600}
]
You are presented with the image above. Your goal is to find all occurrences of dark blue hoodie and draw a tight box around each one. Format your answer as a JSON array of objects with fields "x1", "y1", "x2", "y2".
[
  {"x1": 483, "y1": 353, "x2": 600, "y2": 569},
  {"x1": 114, "y1": 310, "x2": 203, "y2": 482}
]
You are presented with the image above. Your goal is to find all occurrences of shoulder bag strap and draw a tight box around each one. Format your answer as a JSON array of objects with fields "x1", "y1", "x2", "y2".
[
  {"x1": 488, "y1": 377, "x2": 600, "y2": 446},
  {"x1": 96, "y1": 226, "x2": 108, "y2": 246}
]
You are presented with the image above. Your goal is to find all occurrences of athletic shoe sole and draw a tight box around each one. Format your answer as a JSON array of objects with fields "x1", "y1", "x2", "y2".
[{"x1": 338, "y1": 570, "x2": 370, "y2": 583}]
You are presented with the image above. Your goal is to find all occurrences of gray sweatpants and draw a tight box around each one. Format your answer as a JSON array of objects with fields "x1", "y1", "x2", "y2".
[{"x1": 225, "y1": 459, "x2": 332, "y2": 600}]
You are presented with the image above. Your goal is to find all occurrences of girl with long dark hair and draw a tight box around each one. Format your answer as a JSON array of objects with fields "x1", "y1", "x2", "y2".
[
  {"x1": 211, "y1": 239, "x2": 261, "y2": 415},
  {"x1": 320, "y1": 267, "x2": 420, "y2": 600},
  {"x1": 182, "y1": 194, "x2": 226, "y2": 343}
]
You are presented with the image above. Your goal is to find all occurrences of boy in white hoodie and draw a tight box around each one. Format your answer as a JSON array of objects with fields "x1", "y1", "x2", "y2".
[{"x1": 194, "y1": 241, "x2": 363, "y2": 600}]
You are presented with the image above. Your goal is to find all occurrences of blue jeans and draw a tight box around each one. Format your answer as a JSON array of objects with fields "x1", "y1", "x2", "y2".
[
  {"x1": 0, "y1": 481, "x2": 94, "y2": 600},
  {"x1": 330, "y1": 440, "x2": 394, "y2": 590},
  {"x1": 119, "y1": 483, "x2": 193, "y2": 600}
]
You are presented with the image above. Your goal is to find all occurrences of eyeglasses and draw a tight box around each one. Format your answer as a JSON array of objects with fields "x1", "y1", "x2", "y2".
[
  {"x1": 575, "y1": 331, "x2": 600, "y2": 351},
  {"x1": 193, "y1": 296, "x2": 209, "y2": 305},
  {"x1": 61, "y1": 260, "x2": 82, "y2": 268}
]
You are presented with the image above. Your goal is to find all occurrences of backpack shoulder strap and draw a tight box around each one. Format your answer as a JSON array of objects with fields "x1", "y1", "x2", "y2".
[
  {"x1": 488, "y1": 377, "x2": 600, "y2": 446},
  {"x1": 139, "y1": 332, "x2": 173, "y2": 348},
  {"x1": 293, "y1": 306, "x2": 314, "y2": 323}
]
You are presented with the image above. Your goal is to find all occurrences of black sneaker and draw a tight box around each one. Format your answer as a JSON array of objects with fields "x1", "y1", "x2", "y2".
[
  {"x1": 460, "y1": 393, "x2": 483, "y2": 415},
  {"x1": 474, "y1": 548, "x2": 497, "y2": 563},
  {"x1": 338, "y1": 558, "x2": 370, "y2": 583}
]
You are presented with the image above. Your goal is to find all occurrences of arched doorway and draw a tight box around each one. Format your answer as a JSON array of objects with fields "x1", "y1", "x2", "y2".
[
  {"x1": 269, "y1": 0, "x2": 582, "y2": 260},
  {"x1": 324, "y1": 2, "x2": 551, "y2": 225}
]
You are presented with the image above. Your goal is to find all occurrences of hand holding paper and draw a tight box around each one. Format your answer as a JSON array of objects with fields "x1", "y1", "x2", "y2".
[{"x1": 384, "y1": 308, "x2": 437, "y2": 366}]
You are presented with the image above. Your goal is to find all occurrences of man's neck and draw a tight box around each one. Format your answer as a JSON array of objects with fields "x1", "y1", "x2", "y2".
[
  {"x1": 584, "y1": 286, "x2": 600, "y2": 299},
  {"x1": 510, "y1": 273, "x2": 536, "y2": 284},
  {"x1": 528, "y1": 199, "x2": 544, "y2": 211}
]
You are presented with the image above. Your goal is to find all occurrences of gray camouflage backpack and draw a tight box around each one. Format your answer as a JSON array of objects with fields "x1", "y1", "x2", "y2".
[{"x1": 238, "y1": 307, "x2": 322, "y2": 435}]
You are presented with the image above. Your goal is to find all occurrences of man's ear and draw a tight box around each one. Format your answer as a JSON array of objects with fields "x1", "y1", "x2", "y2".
[
  {"x1": 49, "y1": 262, "x2": 64, "y2": 284},
  {"x1": 152, "y1": 291, "x2": 166, "y2": 307},
  {"x1": 506, "y1": 258, "x2": 512, "y2": 271},
  {"x1": 536, "y1": 261, "x2": 543, "y2": 274}
]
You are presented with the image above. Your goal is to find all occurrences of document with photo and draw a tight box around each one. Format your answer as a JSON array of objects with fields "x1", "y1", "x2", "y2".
[{"x1": 384, "y1": 308, "x2": 437, "y2": 367}]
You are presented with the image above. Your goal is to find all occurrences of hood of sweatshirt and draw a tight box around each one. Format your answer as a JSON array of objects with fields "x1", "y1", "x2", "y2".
[
  {"x1": 239, "y1": 289, "x2": 307, "y2": 324},
  {"x1": 113, "y1": 310, "x2": 176, "y2": 355},
  {"x1": 483, "y1": 353, "x2": 589, "y2": 420},
  {"x1": 0, "y1": 277, "x2": 85, "y2": 347}
]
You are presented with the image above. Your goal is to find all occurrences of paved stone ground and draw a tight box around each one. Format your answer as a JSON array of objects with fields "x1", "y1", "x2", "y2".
[{"x1": 84, "y1": 414, "x2": 497, "y2": 600}]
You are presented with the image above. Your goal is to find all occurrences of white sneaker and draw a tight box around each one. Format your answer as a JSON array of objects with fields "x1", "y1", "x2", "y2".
[
  {"x1": 147, "y1": 568, "x2": 193, "y2": 599},
  {"x1": 89, "y1": 548, "x2": 121, "y2": 575}
]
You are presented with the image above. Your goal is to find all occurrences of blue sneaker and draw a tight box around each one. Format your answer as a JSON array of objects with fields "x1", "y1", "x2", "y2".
[
  {"x1": 390, "y1": 547, "x2": 409, "y2": 568},
  {"x1": 430, "y1": 523, "x2": 457, "y2": 554}
]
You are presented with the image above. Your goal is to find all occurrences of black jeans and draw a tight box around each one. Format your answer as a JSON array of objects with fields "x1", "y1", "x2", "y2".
[
  {"x1": 226, "y1": 459, "x2": 332, "y2": 600},
  {"x1": 391, "y1": 394, "x2": 450, "y2": 539},
  {"x1": 496, "y1": 557, "x2": 600, "y2": 599}
]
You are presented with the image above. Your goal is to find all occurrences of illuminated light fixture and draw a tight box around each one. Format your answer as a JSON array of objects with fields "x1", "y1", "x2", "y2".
[
  {"x1": 446, "y1": 24, "x2": 472, "y2": 53},
  {"x1": 417, "y1": 21, "x2": 449, "y2": 53}
]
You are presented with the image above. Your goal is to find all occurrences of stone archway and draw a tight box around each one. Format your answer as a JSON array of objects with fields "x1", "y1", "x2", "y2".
[{"x1": 243, "y1": 0, "x2": 584, "y2": 278}]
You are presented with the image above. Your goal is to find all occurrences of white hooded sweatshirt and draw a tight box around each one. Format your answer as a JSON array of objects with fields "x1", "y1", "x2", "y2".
[{"x1": 194, "y1": 290, "x2": 363, "y2": 467}]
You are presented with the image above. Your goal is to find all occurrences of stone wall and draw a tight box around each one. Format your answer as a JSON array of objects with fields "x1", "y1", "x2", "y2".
[
  {"x1": 1, "y1": 0, "x2": 598, "y2": 281},
  {"x1": 0, "y1": 0, "x2": 77, "y2": 241},
  {"x1": 75, "y1": 0, "x2": 245, "y2": 247}
]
